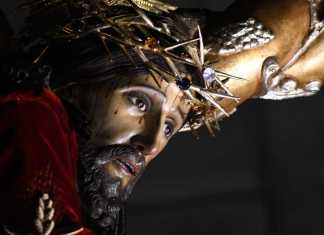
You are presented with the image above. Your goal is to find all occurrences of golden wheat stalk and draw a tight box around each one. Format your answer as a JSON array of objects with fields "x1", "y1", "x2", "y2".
[{"x1": 34, "y1": 194, "x2": 55, "y2": 235}]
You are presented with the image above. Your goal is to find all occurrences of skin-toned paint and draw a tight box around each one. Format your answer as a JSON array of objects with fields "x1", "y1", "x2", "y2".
[{"x1": 90, "y1": 73, "x2": 191, "y2": 190}]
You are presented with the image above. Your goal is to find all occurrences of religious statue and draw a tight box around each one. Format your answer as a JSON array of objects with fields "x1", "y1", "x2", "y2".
[{"x1": 0, "y1": 0, "x2": 322, "y2": 234}]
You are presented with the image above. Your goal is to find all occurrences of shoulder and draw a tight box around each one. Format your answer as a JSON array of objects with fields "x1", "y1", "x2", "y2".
[
  {"x1": 0, "y1": 89, "x2": 56, "y2": 120},
  {"x1": 0, "y1": 88, "x2": 79, "y2": 171},
  {"x1": 0, "y1": 89, "x2": 70, "y2": 128}
]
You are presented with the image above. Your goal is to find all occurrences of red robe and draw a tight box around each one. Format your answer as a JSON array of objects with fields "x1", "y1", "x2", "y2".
[{"x1": 0, "y1": 89, "x2": 92, "y2": 234}]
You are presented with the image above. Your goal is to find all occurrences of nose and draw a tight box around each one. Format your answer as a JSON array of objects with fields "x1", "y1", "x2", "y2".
[
  {"x1": 131, "y1": 135, "x2": 159, "y2": 156},
  {"x1": 130, "y1": 118, "x2": 163, "y2": 162}
]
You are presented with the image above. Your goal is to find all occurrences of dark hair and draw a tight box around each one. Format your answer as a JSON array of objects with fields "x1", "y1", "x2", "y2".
[
  {"x1": 47, "y1": 34, "x2": 190, "y2": 139},
  {"x1": 45, "y1": 35, "x2": 158, "y2": 90}
]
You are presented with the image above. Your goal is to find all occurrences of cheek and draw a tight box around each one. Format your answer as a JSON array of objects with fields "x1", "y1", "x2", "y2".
[
  {"x1": 100, "y1": 113, "x2": 142, "y2": 145},
  {"x1": 94, "y1": 96, "x2": 143, "y2": 145},
  {"x1": 144, "y1": 155, "x2": 155, "y2": 165},
  {"x1": 144, "y1": 140, "x2": 168, "y2": 165}
]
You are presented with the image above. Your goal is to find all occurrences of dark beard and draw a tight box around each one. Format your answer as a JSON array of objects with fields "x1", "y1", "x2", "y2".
[{"x1": 78, "y1": 144, "x2": 145, "y2": 235}]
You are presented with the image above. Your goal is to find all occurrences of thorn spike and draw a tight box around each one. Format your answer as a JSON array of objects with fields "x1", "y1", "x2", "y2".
[
  {"x1": 198, "y1": 25, "x2": 205, "y2": 65},
  {"x1": 164, "y1": 38, "x2": 200, "y2": 51}
]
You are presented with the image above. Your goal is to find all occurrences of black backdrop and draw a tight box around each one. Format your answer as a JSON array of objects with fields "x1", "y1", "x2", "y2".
[{"x1": 2, "y1": 1, "x2": 324, "y2": 235}]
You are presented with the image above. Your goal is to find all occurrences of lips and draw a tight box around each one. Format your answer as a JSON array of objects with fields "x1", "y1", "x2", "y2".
[{"x1": 115, "y1": 158, "x2": 137, "y2": 176}]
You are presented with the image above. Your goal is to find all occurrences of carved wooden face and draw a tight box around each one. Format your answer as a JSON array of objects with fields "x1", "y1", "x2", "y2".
[{"x1": 87, "y1": 73, "x2": 191, "y2": 191}]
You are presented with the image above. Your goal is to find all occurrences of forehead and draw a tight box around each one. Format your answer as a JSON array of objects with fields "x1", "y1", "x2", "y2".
[{"x1": 120, "y1": 72, "x2": 191, "y2": 114}]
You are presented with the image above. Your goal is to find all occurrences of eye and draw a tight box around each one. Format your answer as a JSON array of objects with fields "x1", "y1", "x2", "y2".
[
  {"x1": 164, "y1": 121, "x2": 174, "y2": 138},
  {"x1": 128, "y1": 92, "x2": 151, "y2": 112}
]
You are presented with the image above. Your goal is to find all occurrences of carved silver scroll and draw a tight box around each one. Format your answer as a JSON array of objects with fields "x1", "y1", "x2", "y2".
[
  {"x1": 258, "y1": 57, "x2": 322, "y2": 100},
  {"x1": 258, "y1": 0, "x2": 323, "y2": 100},
  {"x1": 212, "y1": 18, "x2": 274, "y2": 56}
]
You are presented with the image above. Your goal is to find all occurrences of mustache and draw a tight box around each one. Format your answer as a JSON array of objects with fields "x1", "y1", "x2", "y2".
[
  {"x1": 80, "y1": 144, "x2": 144, "y2": 165},
  {"x1": 78, "y1": 144, "x2": 145, "y2": 233}
]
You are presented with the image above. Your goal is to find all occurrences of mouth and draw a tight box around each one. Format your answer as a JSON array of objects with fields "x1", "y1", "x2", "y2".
[{"x1": 114, "y1": 158, "x2": 137, "y2": 176}]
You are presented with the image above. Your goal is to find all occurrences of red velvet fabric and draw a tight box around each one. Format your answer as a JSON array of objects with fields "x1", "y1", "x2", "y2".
[{"x1": 0, "y1": 89, "x2": 92, "y2": 234}]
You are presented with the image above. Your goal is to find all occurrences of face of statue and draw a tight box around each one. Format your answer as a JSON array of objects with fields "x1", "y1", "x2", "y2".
[
  {"x1": 76, "y1": 73, "x2": 191, "y2": 231},
  {"x1": 92, "y1": 73, "x2": 191, "y2": 190}
]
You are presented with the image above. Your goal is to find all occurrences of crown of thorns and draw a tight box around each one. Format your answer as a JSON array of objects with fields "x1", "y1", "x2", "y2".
[{"x1": 19, "y1": 0, "x2": 243, "y2": 135}]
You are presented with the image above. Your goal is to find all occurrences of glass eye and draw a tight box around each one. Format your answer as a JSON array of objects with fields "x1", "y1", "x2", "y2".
[
  {"x1": 128, "y1": 92, "x2": 150, "y2": 112},
  {"x1": 164, "y1": 122, "x2": 174, "y2": 138}
]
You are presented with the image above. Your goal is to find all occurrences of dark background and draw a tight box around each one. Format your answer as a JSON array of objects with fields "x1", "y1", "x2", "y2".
[{"x1": 2, "y1": 1, "x2": 324, "y2": 235}]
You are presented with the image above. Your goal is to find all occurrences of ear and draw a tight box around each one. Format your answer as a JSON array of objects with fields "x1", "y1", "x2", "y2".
[{"x1": 0, "y1": 9, "x2": 15, "y2": 51}]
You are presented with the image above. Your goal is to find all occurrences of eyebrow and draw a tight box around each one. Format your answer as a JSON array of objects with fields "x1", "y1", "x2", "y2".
[{"x1": 120, "y1": 84, "x2": 166, "y2": 99}]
